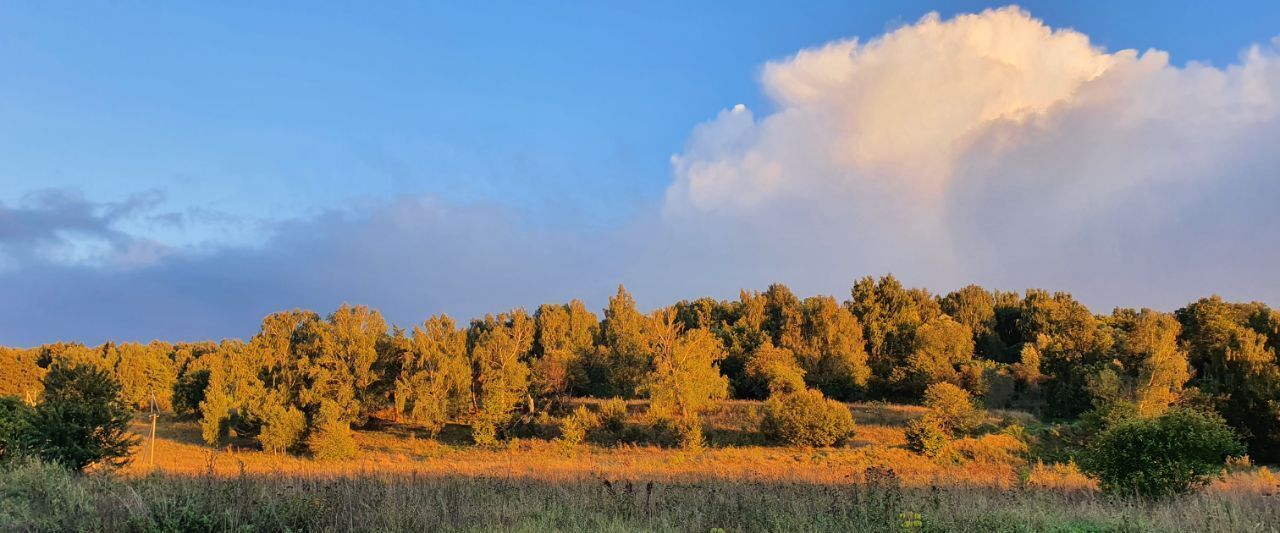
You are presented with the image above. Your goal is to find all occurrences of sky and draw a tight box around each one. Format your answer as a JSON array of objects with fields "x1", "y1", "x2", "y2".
[{"x1": 2, "y1": 1, "x2": 1279, "y2": 345}]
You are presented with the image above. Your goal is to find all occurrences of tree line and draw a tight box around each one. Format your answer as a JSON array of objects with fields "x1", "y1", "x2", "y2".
[{"x1": 2, "y1": 275, "x2": 1277, "y2": 463}]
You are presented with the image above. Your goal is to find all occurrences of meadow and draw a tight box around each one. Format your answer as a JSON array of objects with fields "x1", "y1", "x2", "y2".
[{"x1": 4, "y1": 400, "x2": 1275, "y2": 532}]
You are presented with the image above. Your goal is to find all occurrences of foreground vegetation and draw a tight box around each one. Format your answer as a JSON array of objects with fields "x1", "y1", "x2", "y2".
[{"x1": 4, "y1": 459, "x2": 1278, "y2": 532}]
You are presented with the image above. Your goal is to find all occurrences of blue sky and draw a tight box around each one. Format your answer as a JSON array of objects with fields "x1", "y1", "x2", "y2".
[
  {"x1": 2, "y1": 2, "x2": 1279, "y2": 345},
  {"x1": 5, "y1": 1, "x2": 1276, "y2": 229}
]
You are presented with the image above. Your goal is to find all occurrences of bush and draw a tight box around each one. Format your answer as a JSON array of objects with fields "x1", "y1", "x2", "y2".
[
  {"x1": 0, "y1": 397, "x2": 33, "y2": 463},
  {"x1": 598, "y1": 398, "x2": 628, "y2": 434},
  {"x1": 257, "y1": 403, "x2": 306, "y2": 454},
  {"x1": 557, "y1": 406, "x2": 598, "y2": 447},
  {"x1": 923, "y1": 382, "x2": 984, "y2": 434},
  {"x1": 307, "y1": 403, "x2": 358, "y2": 460},
  {"x1": 675, "y1": 418, "x2": 705, "y2": 450},
  {"x1": 25, "y1": 363, "x2": 138, "y2": 471},
  {"x1": 904, "y1": 415, "x2": 949, "y2": 457},
  {"x1": 760, "y1": 389, "x2": 855, "y2": 447},
  {"x1": 1081, "y1": 408, "x2": 1245, "y2": 497}
]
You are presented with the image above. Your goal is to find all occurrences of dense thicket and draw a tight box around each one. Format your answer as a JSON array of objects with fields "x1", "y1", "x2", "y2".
[{"x1": 2, "y1": 276, "x2": 1277, "y2": 462}]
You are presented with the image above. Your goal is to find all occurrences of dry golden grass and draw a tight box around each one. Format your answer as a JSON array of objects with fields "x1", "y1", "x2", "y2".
[
  {"x1": 8, "y1": 400, "x2": 1268, "y2": 532},
  {"x1": 119, "y1": 400, "x2": 1276, "y2": 497}
]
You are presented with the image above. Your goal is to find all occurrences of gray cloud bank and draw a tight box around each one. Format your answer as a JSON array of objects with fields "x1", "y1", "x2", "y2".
[{"x1": 3, "y1": 7, "x2": 1279, "y2": 345}]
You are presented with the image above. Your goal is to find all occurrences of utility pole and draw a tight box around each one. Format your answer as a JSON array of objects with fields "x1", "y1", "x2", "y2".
[{"x1": 148, "y1": 393, "x2": 159, "y2": 468}]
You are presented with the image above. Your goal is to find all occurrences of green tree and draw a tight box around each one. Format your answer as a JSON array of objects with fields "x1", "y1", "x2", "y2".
[
  {"x1": 940, "y1": 285, "x2": 1005, "y2": 360},
  {"x1": 469, "y1": 310, "x2": 534, "y2": 445},
  {"x1": 395, "y1": 315, "x2": 472, "y2": 436},
  {"x1": 531, "y1": 300, "x2": 599, "y2": 404},
  {"x1": 594, "y1": 285, "x2": 652, "y2": 397},
  {"x1": 1081, "y1": 408, "x2": 1244, "y2": 497},
  {"x1": 328, "y1": 303, "x2": 389, "y2": 424},
  {"x1": 1176, "y1": 296, "x2": 1280, "y2": 462},
  {"x1": 0, "y1": 397, "x2": 33, "y2": 463},
  {"x1": 902, "y1": 315, "x2": 975, "y2": 394},
  {"x1": 642, "y1": 309, "x2": 729, "y2": 423},
  {"x1": 743, "y1": 341, "x2": 806, "y2": 397},
  {"x1": 847, "y1": 275, "x2": 938, "y2": 392},
  {"x1": 783, "y1": 296, "x2": 870, "y2": 400},
  {"x1": 25, "y1": 362, "x2": 139, "y2": 471}
]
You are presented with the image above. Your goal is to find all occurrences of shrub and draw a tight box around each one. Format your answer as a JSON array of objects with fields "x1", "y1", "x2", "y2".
[
  {"x1": 557, "y1": 406, "x2": 598, "y2": 447},
  {"x1": 25, "y1": 363, "x2": 138, "y2": 471},
  {"x1": 598, "y1": 398, "x2": 628, "y2": 434},
  {"x1": 904, "y1": 415, "x2": 948, "y2": 457},
  {"x1": 1081, "y1": 408, "x2": 1245, "y2": 497},
  {"x1": 257, "y1": 403, "x2": 306, "y2": 454},
  {"x1": 760, "y1": 389, "x2": 855, "y2": 447},
  {"x1": 675, "y1": 418, "x2": 705, "y2": 450},
  {"x1": 307, "y1": 402, "x2": 358, "y2": 460},
  {"x1": 0, "y1": 397, "x2": 33, "y2": 463},
  {"x1": 922, "y1": 382, "x2": 984, "y2": 434}
]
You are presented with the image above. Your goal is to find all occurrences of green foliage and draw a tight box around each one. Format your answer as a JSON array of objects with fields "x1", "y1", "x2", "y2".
[
  {"x1": 1081, "y1": 408, "x2": 1245, "y2": 497},
  {"x1": 904, "y1": 415, "x2": 948, "y2": 457},
  {"x1": 902, "y1": 315, "x2": 974, "y2": 394},
  {"x1": 782, "y1": 296, "x2": 871, "y2": 400},
  {"x1": 761, "y1": 389, "x2": 855, "y2": 447},
  {"x1": 171, "y1": 368, "x2": 210, "y2": 418},
  {"x1": 25, "y1": 363, "x2": 138, "y2": 471},
  {"x1": 396, "y1": 315, "x2": 472, "y2": 436},
  {"x1": 598, "y1": 397, "x2": 629, "y2": 434},
  {"x1": 557, "y1": 406, "x2": 598, "y2": 447},
  {"x1": 743, "y1": 341, "x2": 806, "y2": 397},
  {"x1": 922, "y1": 382, "x2": 984, "y2": 435},
  {"x1": 308, "y1": 401, "x2": 358, "y2": 460},
  {"x1": 469, "y1": 310, "x2": 534, "y2": 445},
  {"x1": 0, "y1": 397, "x2": 34, "y2": 463},
  {"x1": 258, "y1": 403, "x2": 306, "y2": 454},
  {"x1": 643, "y1": 310, "x2": 729, "y2": 422},
  {"x1": 593, "y1": 285, "x2": 653, "y2": 397}
]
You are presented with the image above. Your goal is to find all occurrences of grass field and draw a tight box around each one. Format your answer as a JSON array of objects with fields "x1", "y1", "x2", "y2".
[{"x1": 3, "y1": 400, "x2": 1277, "y2": 532}]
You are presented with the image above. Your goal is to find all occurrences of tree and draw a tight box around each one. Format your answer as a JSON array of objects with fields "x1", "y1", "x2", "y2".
[
  {"x1": 1176, "y1": 296, "x2": 1280, "y2": 462},
  {"x1": 469, "y1": 310, "x2": 534, "y2": 445},
  {"x1": 848, "y1": 275, "x2": 937, "y2": 391},
  {"x1": 257, "y1": 402, "x2": 306, "y2": 454},
  {"x1": 719, "y1": 290, "x2": 771, "y2": 399},
  {"x1": 593, "y1": 286, "x2": 653, "y2": 397},
  {"x1": 0, "y1": 347, "x2": 45, "y2": 401},
  {"x1": 25, "y1": 362, "x2": 139, "y2": 471},
  {"x1": 1081, "y1": 408, "x2": 1244, "y2": 497},
  {"x1": 940, "y1": 285, "x2": 1005, "y2": 360},
  {"x1": 531, "y1": 300, "x2": 599, "y2": 403},
  {"x1": 0, "y1": 397, "x2": 33, "y2": 463},
  {"x1": 328, "y1": 304, "x2": 389, "y2": 424},
  {"x1": 902, "y1": 316, "x2": 974, "y2": 394},
  {"x1": 395, "y1": 315, "x2": 472, "y2": 436},
  {"x1": 1017, "y1": 290, "x2": 1113, "y2": 418},
  {"x1": 642, "y1": 309, "x2": 729, "y2": 422},
  {"x1": 760, "y1": 389, "x2": 855, "y2": 447},
  {"x1": 783, "y1": 296, "x2": 870, "y2": 400},
  {"x1": 172, "y1": 368, "x2": 211, "y2": 418},
  {"x1": 743, "y1": 342, "x2": 806, "y2": 397},
  {"x1": 1091, "y1": 309, "x2": 1190, "y2": 418},
  {"x1": 904, "y1": 415, "x2": 948, "y2": 457}
]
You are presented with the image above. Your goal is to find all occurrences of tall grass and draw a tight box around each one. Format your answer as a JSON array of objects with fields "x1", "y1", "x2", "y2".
[{"x1": 2, "y1": 458, "x2": 1277, "y2": 532}]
